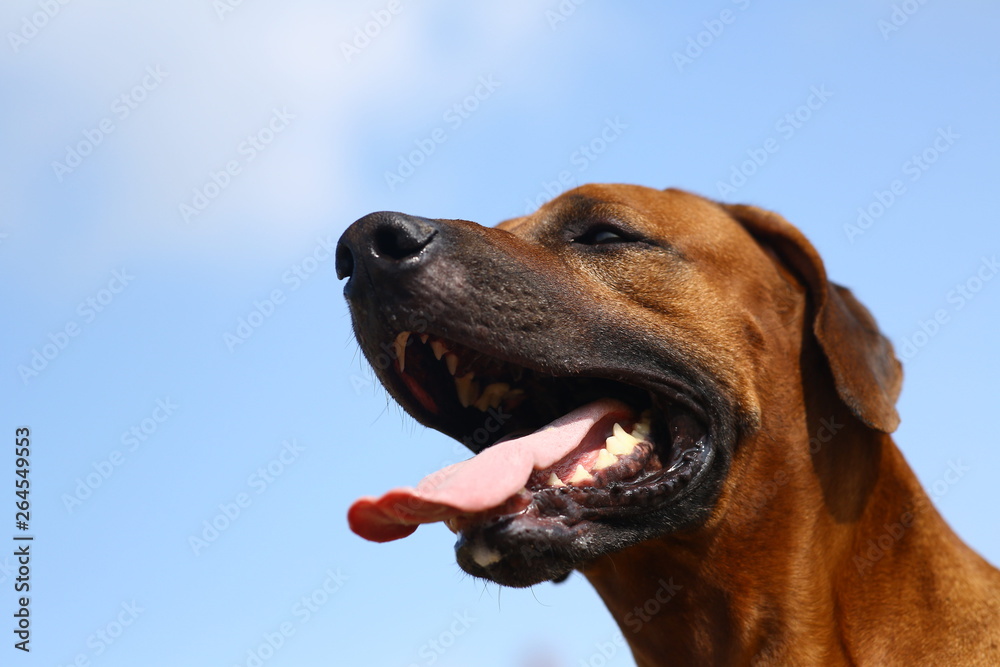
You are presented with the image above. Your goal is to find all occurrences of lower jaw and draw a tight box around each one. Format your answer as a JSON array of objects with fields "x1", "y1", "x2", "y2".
[
  {"x1": 449, "y1": 433, "x2": 715, "y2": 586},
  {"x1": 453, "y1": 512, "x2": 590, "y2": 587}
]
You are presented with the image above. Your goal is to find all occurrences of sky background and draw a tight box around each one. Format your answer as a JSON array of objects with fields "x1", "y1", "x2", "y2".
[{"x1": 2, "y1": 1, "x2": 998, "y2": 666}]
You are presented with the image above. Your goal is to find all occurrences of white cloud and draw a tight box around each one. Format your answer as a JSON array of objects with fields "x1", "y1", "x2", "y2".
[{"x1": 1, "y1": 0, "x2": 577, "y2": 286}]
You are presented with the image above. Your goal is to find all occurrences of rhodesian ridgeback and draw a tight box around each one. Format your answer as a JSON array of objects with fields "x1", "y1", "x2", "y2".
[{"x1": 336, "y1": 184, "x2": 1000, "y2": 665}]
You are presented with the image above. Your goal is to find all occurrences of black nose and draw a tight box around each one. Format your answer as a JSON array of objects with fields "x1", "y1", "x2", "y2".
[{"x1": 336, "y1": 212, "x2": 439, "y2": 280}]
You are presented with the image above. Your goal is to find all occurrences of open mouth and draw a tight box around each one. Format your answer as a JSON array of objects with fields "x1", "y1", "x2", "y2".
[
  {"x1": 397, "y1": 329, "x2": 710, "y2": 489},
  {"x1": 336, "y1": 208, "x2": 736, "y2": 587},
  {"x1": 348, "y1": 329, "x2": 716, "y2": 561}
]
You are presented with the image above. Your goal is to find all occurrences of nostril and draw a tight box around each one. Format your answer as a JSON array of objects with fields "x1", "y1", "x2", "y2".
[
  {"x1": 372, "y1": 217, "x2": 437, "y2": 261},
  {"x1": 338, "y1": 212, "x2": 439, "y2": 282},
  {"x1": 335, "y1": 241, "x2": 355, "y2": 280}
]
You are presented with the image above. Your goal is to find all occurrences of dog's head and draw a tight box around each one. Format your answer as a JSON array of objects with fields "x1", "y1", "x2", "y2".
[{"x1": 336, "y1": 184, "x2": 901, "y2": 587}]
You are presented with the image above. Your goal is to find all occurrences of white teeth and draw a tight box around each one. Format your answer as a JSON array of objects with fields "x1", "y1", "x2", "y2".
[
  {"x1": 567, "y1": 464, "x2": 593, "y2": 485},
  {"x1": 593, "y1": 448, "x2": 618, "y2": 471},
  {"x1": 632, "y1": 412, "x2": 652, "y2": 438},
  {"x1": 474, "y1": 382, "x2": 510, "y2": 411},
  {"x1": 613, "y1": 422, "x2": 640, "y2": 444},
  {"x1": 444, "y1": 517, "x2": 459, "y2": 534},
  {"x1": 470, "y1": 542, "x2": 503, "y2": 567},
  {"x1": 430, "y1": 339, "x2": 448, "y2": 360},
  {"x1": 454, "y1": 373, "x2": 479, "y2": 408},
  {"x1": 546, "y1": 473, "x2": 566, "y2": 487},
  {"x1": 445, "y1": 353, "x2": 459, "y2": 375},
  {"x1": 394, "y1": 332, "x2": 410, "y2": 372},
  {"x1": 605, "y1": 436, "x2": 634, "y2": 456},
  {"x1": 606, "y1": 424, "x2": 639, "y2": 456},
  {"x1": 606, "y1": 418, "x2": 651, "y2": 455}
]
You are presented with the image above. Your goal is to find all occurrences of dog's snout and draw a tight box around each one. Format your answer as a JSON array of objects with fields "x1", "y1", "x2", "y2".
[{"x1": 337, "y1": 212, "x2": 439, "y2": 283}]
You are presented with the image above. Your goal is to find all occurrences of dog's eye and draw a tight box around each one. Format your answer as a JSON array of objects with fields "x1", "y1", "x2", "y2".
[{"x1": 574, "y1": 227, "x2": 630, "y2": 246}]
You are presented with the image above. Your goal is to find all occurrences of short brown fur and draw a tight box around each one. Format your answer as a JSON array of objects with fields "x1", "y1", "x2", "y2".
[{"x1": 501, "y1": 185, "x2": 1000, "y2": 665}]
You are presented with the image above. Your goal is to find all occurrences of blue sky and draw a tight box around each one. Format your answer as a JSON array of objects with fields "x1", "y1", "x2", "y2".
[{"x1": 2, "y1": 1, "x2": 998, "y2": 665}]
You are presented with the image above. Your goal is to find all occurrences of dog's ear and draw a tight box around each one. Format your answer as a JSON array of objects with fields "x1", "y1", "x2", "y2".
[{"x1": 723, "y1": 203, "x2": 902, "y2": 433}]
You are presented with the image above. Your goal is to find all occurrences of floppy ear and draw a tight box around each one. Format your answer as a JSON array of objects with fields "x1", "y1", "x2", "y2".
[{"x1": 723, "y1": 203, "x2": 902, "y2": 433}]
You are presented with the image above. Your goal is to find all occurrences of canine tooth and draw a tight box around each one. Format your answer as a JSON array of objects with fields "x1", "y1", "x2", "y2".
[
  {"x1": 419, "y1": 333, "x2": 429, "y2": 344},
  {"x1": 567, "y1": 464, "x2": 593, "y2": 485},
  {"x1": 445, "y1": 353, "x2": 459, "y2": 375},
  {"x1": 546, "y1": 473, "x2": 566, "y2": 487},
  {"x1": 430, "y1": 339, "x2": 448, "y2": 360},
  {"x1": 454, "y1": 373, "x2": 479, "y2": 408},
  {"x1": 593, "y1": 448, "x2": 619, "y2": 471},
  {"x1": 606, "y1": 434, "x2": 636, "y2": 457},
  {"x1": 613, "y1": 423, "x2": 642, "y2": 448},
  {"x1": 474, "y1": 382, "x2": 510, "y2": 411},
  {"x1": 394, "y1": 332, "x2": 410, "y2": 372}
]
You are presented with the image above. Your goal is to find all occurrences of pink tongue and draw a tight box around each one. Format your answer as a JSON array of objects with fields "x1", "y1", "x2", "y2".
[{"x1": 348, "y1": 398, "x2": 632, "y2": 542}]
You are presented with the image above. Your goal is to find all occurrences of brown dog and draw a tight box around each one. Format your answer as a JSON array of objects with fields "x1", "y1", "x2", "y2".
[{"x1": 336, "y1": 184, "x2": 1000, "y2": 665}]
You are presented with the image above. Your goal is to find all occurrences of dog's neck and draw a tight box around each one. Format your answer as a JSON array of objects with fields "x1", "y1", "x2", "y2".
[{"x1": 580, "y1": 398, "x2": 996, "y2": 666}]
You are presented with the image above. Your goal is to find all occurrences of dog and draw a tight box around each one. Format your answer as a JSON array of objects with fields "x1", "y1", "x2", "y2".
[{"x1": 336, "y1": 184, "x2": 1000, "y2": 665}]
